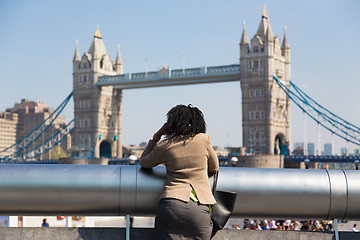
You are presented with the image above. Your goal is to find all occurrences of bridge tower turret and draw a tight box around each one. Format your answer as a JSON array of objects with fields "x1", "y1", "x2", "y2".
[
  {"x1": 240, "y1": 6, "x2": 291, "y2": 155},
  {"x1": 72, "y1": 27, "x2": 123, "y2": 159},
  {"x1": 114, "y1": 44, "x2": 123, "y2": 75}
]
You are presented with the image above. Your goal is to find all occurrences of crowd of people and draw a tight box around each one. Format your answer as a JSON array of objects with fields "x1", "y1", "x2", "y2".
[
  {"x1": 232, "y1": 219, "x2": 359, "y2": 232},
  {"x1": 233, "y1": 219, "x2": 336, "y2": 231}
]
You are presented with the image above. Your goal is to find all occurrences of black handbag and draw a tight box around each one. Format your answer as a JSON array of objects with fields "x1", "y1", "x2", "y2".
[{"x1": 211, "y1": 171, "x2": 237, "y2": 237}]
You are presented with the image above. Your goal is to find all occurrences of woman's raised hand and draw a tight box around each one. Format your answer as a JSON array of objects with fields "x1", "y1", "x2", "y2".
[{"x1": 152, "y1": 123, "x2": 168, "y2": 142}]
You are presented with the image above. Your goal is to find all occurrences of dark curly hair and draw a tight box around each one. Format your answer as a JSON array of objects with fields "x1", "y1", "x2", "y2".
[{"x1": 165, "y1": 104, "x2": 206, "y2": 139}]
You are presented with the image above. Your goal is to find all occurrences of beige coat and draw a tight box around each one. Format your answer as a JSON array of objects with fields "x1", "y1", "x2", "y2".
[{"x1": 139, "y1": 133, "x2": 219, "y2": 204}]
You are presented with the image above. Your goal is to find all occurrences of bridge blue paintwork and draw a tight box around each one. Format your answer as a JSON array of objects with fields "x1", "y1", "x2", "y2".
[
  {"x1": 2, "y1": 155, "x2": 358, "y2": 165},
  {"x1": 273, "y1": 75, "x2": 360, "y2": 146},
  {"x1": 285, "y1": 155, "x2": 359, "y2": 163},
  {"x1": 96, "y1": 64, "x2": 241, "y2": 89}
]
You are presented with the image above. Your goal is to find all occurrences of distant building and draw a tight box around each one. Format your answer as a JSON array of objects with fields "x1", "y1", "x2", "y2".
[
  {"x1": 307, "y1": 142, "x2": 315, "y2": 155},
  {"x1": 139, "y1": 142, "x2": 147, "y2": 147},
  {"x1": 0, "y1": 112, "x2": 18, "y2": 157},
  {"x1": 5, "y1": 99, "x2": 69, "y2": 160},
  {"x1": 324, "y1": 143, "x2": 332, "y2": 156},
  {"x1": 123, "y1": 145, "x2": 146, "y2": 159},
  {"x1": 294, "y1": 142, "x2": 304, "y2": 149},
  {"x1": 292, "y1": 146, "x2": 304, "y2": 156},
  {"x1": 213, "y1": 146, "x2": 230, "y2": 157},
  {"x1": 354, "y1": 148, "x2": 360, "y2": 156},
  {"x1": 293, "y1": 142, "x2": 315, "y2": 155},
  {"x1": 340, "y1": 147, "x2": 348, "y2": 156}
]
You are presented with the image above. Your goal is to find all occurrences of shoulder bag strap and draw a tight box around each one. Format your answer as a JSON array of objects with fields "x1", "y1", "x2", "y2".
[{"x1": 212, "y1": 171, "x2": 219, "y2": 194}]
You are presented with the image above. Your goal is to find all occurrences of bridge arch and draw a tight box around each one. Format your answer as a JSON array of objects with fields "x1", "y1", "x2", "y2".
[
  {"x1": 274, "y1": 134, "x2": 289, "y2": 156},
  {"x1": 99, "y1": 140, "x2": 112, "y2": 158}
]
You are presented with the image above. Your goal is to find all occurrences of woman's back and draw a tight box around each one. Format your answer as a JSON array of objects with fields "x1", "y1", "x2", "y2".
[{"x1": 140, "y1": 133, "x2": 218, "y2": 204}]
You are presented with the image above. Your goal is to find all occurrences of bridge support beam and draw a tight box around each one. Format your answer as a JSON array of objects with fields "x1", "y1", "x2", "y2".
[{"x1": 0, "y1": 165, "x2": 359, "y2": 220}]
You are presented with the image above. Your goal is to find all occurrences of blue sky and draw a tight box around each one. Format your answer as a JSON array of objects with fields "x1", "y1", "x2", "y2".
[{"x1": 0, "y1": 0, "x2": 359, "y2": 154}]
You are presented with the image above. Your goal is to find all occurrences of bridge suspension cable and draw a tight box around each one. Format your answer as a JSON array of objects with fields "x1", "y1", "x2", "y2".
[
  {"x1": 30, "y1": 122, "x2": 74, "y2": 160},
  {"x1": 0, "y1": 92, "x2": 73, "y2": 160},
  {"x1": 273, "y1": 75, "x2": 360, "y2": 146},
  {"x1": 3, "y1": 119, "x2": 74, "y2": 161}
]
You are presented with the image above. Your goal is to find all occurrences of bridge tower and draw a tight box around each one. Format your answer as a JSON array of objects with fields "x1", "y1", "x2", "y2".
[
  {"x1": 240, "y1": 7, "x2": 291, "y2": 155},
  {"x1": 72, "y1": 27, "x2": 123, "y2": 158}
]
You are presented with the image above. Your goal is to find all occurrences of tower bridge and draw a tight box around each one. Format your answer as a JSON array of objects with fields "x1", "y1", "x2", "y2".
[
  {"x1": 72, "y1": 8, "x2": 291, "y2": 158},
  {"x1": 1, "y1": 8, "x2": 359, "y2": 163}
]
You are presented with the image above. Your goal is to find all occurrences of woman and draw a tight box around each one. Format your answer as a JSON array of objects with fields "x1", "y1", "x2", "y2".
[{"x1": 140, "y1": 104, "x2": 219, "y2": 240}]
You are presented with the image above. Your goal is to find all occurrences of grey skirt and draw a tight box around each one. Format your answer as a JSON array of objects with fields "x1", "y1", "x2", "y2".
[{"x1": 154, "y1": 198, "x2": 212, "y2": 240}]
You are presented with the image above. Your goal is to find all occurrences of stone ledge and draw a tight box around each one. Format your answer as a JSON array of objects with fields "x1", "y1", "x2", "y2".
[{"x1": 0, "y1": 228, "x2": 358, "y2": 240}]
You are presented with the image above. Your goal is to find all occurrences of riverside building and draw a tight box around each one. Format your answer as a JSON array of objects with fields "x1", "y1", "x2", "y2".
[
  {"x1": 0, "y1": 112, "x2": 18, "y2": 157},
  {"x1": 5, "y1": 99, "x2": 69, "y2": 160}
]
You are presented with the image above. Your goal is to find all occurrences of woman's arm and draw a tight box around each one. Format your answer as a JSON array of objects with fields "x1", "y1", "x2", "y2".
[
  {"x1": 139, "y1": 123, "x2": 167, "y2": 168},
  {"x1": 139, "y1": 140, "x2": 162, "y2": 168}
]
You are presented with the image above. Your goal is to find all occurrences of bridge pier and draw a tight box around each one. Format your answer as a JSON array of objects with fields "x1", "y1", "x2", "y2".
[{"x1": 235, "y1": 154, "x2": 284, "y2": 168}]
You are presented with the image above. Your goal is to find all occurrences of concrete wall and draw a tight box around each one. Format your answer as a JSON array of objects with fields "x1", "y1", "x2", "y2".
[
  {"x1": 0, "y1": 228, "x2": 359, "y2": 240},
  {"x1": 236, "y1": 154, "x2": 284, "y2": 168},
  {"x1": 58, "y1": 158, "x2": 108, "y2": 165}
]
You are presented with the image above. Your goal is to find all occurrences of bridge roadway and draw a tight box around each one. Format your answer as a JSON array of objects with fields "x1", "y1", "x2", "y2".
[{"x1": 96, "y1": 64, "x2": 241, "y2": 89}]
